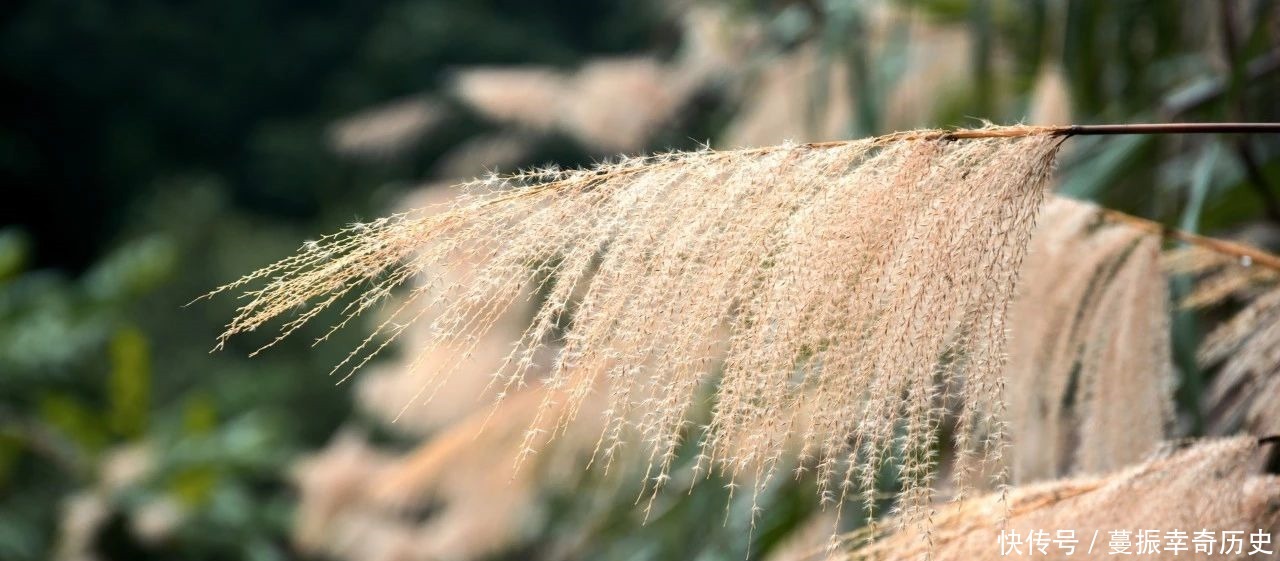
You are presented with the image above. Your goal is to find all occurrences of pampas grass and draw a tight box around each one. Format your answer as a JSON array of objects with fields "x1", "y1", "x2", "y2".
[
  {"x1": 452, "y1": 57, "x2": 702, "y2": 153},
  {"x1": 1168, "y1": 245, "x2": 1280, "y2": 443},
  {"x1": 292, "y1": 386, "x2": 605, "y2": 561},
  {"x1": 207, "y1": 125, "x2": 1064, "y2": 521},
  {"x1": 351, "y1": 186, "x2": 547, "y2": 434},
  {"x1": 839, "y1": 436, "x2": 1280, "y2": 561},
  {"x1": 1005, "y1": 197, "x2": 1173, "y2": 482}
]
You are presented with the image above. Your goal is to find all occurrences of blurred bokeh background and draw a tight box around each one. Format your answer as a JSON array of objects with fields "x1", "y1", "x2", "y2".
[{"x1": 2, "y1": 1, "x2": 1278, "y2": 560}]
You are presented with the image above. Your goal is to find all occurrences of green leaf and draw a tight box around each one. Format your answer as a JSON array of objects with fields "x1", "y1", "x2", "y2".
[
  {"x1": 38, "y1": 393, "x2": 107, "y2": 453},
  {"x1": 1179, "y1": 142, "x2": 1222, "y2": 233},
  {"x1": 0, "y1": 433, "x2": 21, "y2": 490},
  {"x1": 0, "y1": 229, "x2": 30, "y2": 282},
  {"x1": 169, "y1": 466, "x2": 219, "y2": 507},
  {"x1": 108, "y1": 326, "x2": 150, "y2": 439},
  {"x1": 1058, "y1": 134, "x2": 1152, "y2": 199},
  {"x1": 182, "y1": 393, "x2": 218, "y2": 436},
  {"x1": 82, "y1": 235, "x2": 177, "y2": 302},
  {"x1": 1170, "y1": 141, "x2": 1222, "y2": 436}
]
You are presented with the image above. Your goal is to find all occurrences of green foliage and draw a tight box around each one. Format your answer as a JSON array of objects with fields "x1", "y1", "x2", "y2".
[
  {"x1": 2, "y1": 0, "x2": 1279, "y2": 560},
  {"x1": 107, "y1": 327, "x2": 150, "y2": 439},
  {"x1": 1, "y1": 2, "x2": 670, "y2": 559}
]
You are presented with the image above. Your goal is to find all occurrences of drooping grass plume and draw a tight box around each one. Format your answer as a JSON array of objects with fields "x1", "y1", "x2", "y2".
[
  {"x1": 291, "y1": 431, "x2": 399, "y2": 560},
  {"x1": 351, "y1": 187, "x2": 547, "y2": 434},
  {"x1": 838, "y1": 437, "x2": 1280, "y2": 561},
  {"x1": 207, "y1": 126, "x2": 1065, "y2": 520},
  {"x1": 292, "y1": 386, "x2": 605, "y2": 561},
  {"x1": 328, "y1": 96, "x2": 444, "y2": 161},
  {"x1": 1167, "y1": 245, "x2": 1280, "y2": 443},
  {"x1": 1004, "y1": 197, "x2": 1174, "y2": 482},
  {"x1": 452, "y1": 56, "x2": 705, "y2": 153}
]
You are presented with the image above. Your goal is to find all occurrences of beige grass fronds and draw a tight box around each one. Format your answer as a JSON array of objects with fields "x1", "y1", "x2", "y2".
[
  {"x1": 1167, "y1": 245, "x2": 1280, "y2": 440},
  {"x1": 1005, "y1": 197, "x2": 1174, "y2": 482},
  {"x1": 838, "y1": 437, "x2": 1279, "y2": 561},
  {"x1": 206, "y1": 126, "x2": 1069, "y2": 521}
]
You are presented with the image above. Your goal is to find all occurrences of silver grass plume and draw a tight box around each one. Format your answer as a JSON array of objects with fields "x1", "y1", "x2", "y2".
[
  {"x1": 206, "y1": 126, "x2": 1065, "y2": 521},
  {"x1": 1005, "y1": 197, "x2": 1174, "y2": 483},
  {"x1": 1167, "y1": 246, "x2": 1280, "y2": 441},
  {"x1": 839, "y1": 437, "x2": 1280, "y2": 561},
  {"x1": 291, "y1": 387, "x2": 604, "y2": 561}
]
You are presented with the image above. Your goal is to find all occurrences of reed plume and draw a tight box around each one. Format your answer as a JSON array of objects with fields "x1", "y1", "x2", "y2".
[
  {"x1": 1167, "y1": 245, "x2": 1280, "y2": 442},
  {"x1": 207, "y1": 126, "x2": 1065, "y2": 519},
  {"x1": 453, "y1": 56, "x2": 704, "y2": 153},
  {"x1": 1005, "y1": 197, "x2": 1174, "y2": 482},
  {"x1": 840, "y1": 436, "x2": 1280, "y2": 561},
  {"x1": 292, "y1": 385, "x2": 605, "y2": 561},
  {"x1": 351, "y1": 187, "x2": 548, "y2": 433}
]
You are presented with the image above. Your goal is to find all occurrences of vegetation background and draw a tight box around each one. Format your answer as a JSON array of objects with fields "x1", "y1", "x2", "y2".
[{"x1": 2, "y1": 1, "x2": 1277, "y2": 560}]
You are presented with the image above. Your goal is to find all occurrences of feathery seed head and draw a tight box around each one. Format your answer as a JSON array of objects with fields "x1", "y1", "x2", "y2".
[
  {"x1": 208, "y1": 126, "x2": 1065, "y2": 521},
  {"x1": 843, "y1": 437, "x2": 1279, "y2": 561},
  {"x1": 1005, "y1": 197, "x2": 1174, "y2": 482}
]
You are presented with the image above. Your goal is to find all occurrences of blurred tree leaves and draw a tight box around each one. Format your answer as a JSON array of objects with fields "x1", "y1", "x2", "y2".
[
  {"x1": 0, "y1": 235, "x2": 173, "y2": 381},
  {"x1": 0, "y1": 230, "x2": 29, "y2": 281},
  {"x1": 1, "y1": 2, "x2": 670, "y2": 559},
  {"x1": 108, "y1": 327, "x2": 150, "y2": 439}
]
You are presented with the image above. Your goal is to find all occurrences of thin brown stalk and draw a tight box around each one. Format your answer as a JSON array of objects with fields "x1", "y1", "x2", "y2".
[{"x1": 1100, "y1": 208, "x2": 1280, "y2": 271}]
